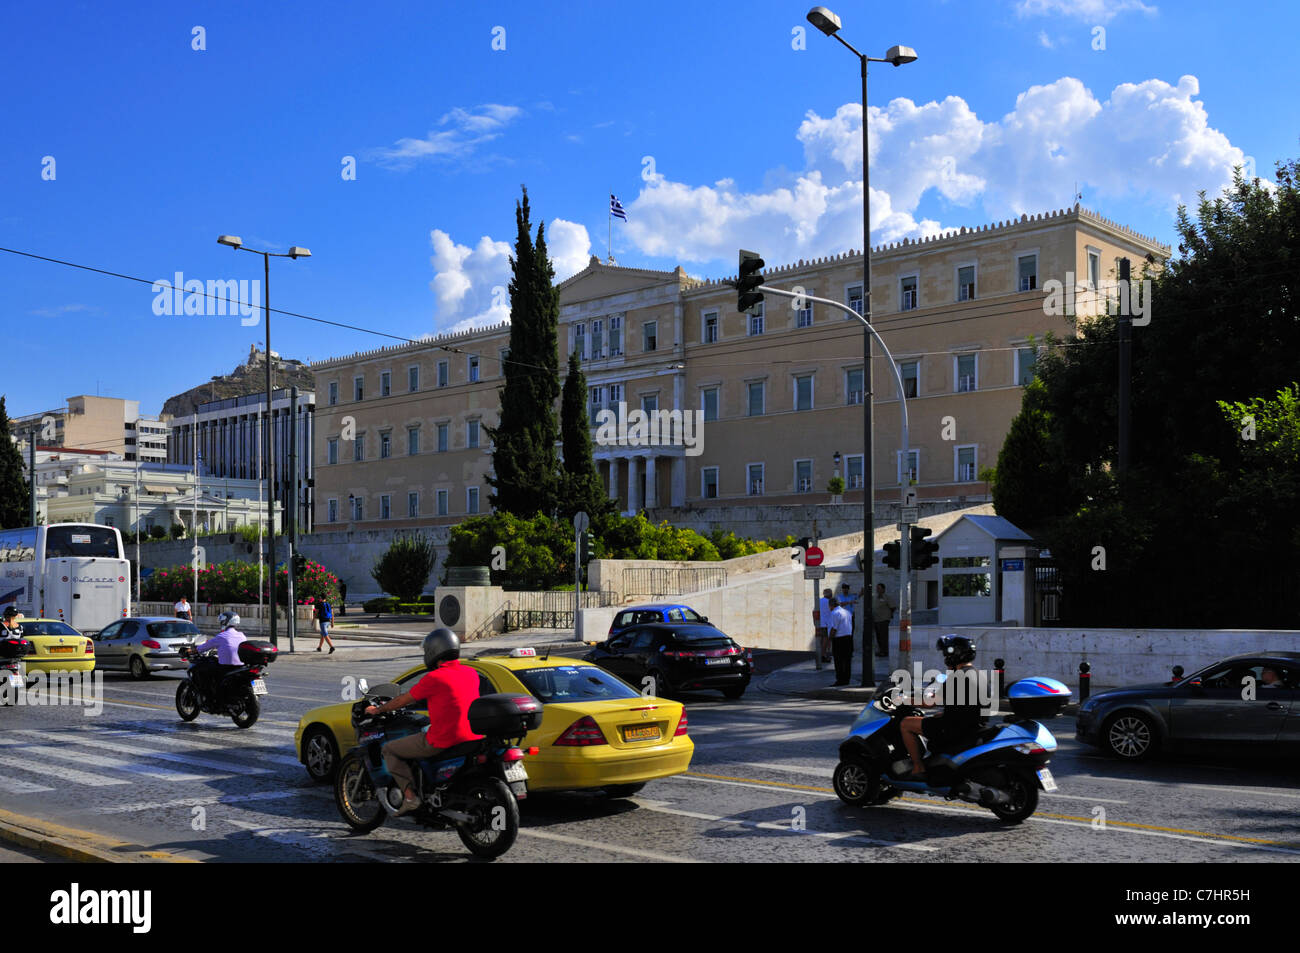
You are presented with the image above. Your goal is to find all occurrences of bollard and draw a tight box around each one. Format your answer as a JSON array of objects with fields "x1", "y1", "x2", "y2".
[
  {"x1": 993, "y1": 657, "x2": 1006, "y2": 699},
  {"x1": 1170, "y1": 665, "x2": 1183, "y2": 683},
  {"x1": 1078, "y1": 661, "x2": 1091, "y2": 703}
]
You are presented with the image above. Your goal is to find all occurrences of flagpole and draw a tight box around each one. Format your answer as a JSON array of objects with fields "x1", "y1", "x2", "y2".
[{"x1": 608, "y1": 192, "x2": 612, "y2": 264}]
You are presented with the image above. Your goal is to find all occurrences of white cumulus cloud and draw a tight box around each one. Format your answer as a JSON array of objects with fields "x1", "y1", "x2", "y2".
[
  {"x1": 372, "y1": 104, "x2": 522, "y2": 168},
  {"x1": 1015, "y1": 0, "x2": 1157, "y2": 22}
]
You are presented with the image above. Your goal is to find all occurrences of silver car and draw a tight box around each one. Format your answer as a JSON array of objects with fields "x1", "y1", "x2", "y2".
[{"x1": 93, "y1": 616, "x2": 200, "y2": 679}]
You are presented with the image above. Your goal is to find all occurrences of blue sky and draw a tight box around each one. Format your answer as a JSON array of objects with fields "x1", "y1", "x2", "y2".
[{"x1": 3, "y1": 0, "x2": 1296, "y2": 419}]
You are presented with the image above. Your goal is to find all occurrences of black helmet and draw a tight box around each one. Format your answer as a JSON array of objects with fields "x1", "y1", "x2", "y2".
[
  {"x1": 937, "y1": 634, "x2": 976, "y2": 668},
  {"x1": 2, "y1": 606, "x2": 18, "y2": 619},
  {"x1": 423, "y1": 628, "x2": 460, "y2": 669}
]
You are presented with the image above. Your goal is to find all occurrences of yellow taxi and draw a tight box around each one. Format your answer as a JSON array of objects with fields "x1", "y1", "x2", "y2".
[
  {"x1": 294, "y1": 648, "x2": 693, "y2": 796},
  {"x1": 8, "y1": 618, "x2": 96, "y2": 674}
]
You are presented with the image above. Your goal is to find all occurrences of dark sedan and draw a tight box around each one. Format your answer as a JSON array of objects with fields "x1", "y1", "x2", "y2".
[
  {"x1": 1076, "y1": 652, "x2": 1300, "y2": 760},
  {"x1": 584, "y1": 622, "x2": 753, "y2": 700}
]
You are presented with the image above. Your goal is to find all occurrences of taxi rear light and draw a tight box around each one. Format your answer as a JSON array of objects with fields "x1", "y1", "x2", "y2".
[
  {"x1": 85, "y1": 642, "x2": 95, "y2": 653},
  {"x1": 554, "y1": 715, "x2": 607, "y2": 746},
  {"x1": 526, "y1": 746, "x2": 539, "y2": 755},
  {"x1": 674, "y1": 708, "x2": 689, "y2": 736},
  {"x1": 141, "y1": 639, "x2": 161, "y2": 650}
]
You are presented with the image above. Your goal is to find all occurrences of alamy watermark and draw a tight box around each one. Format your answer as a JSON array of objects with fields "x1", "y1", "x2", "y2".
[
  {"x1": 593, "y1": 402, "x2": 704, "y2": 457},
  {"x1": 151, "y1": 272, "x2": 261, "y2": 326},
  {"x1": 1042, "y1": 273, "x2": 1151, "y2": 326},
  {"x1": 1, "y1": 669, "x2": 104, "y2": 716},
  {"x1": 885, "y1": 664, "x2": 998, "y2": 714}
]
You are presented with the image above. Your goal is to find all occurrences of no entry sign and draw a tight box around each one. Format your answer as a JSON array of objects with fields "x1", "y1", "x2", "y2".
[{"x1": 804, "y1": 546, "x2": 824, "y2": 567}]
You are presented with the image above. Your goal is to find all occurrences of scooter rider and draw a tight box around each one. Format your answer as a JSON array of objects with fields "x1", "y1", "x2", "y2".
[
  {"x1": 898, "y1": 635, "x2": 984, "y2": 780},
  {"x1": 192, "y1": 611, "x2": 247, "y2": 698},
  {"x1": 364, "y1": 628, "x2": 483, "y2": 817},
  {"x1": 1, "y1": 606, "x2": 23, "y2": 637}
]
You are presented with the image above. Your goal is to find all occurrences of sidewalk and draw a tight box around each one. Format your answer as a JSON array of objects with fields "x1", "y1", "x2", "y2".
[{"x1": 760, "y1": 652, "x2": 889, "y2": 702}]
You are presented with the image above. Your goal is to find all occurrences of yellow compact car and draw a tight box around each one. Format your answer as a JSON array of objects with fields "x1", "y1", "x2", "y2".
[
  {"x1": 10, "y1": 619, "x2": 96, "y2": 674},
  {"x1": 295, "y1": 649, "x2": 694, "y2": 796}
]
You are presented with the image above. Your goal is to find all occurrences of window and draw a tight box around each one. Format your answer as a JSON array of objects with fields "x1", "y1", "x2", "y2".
[
  {"x1": 1018, "y1": 254, "x2": 1038, "y2": 292},
  {"x1": 702, "y1": 387, "x2": 718, "y2": 422},
  {"x1": 845, "y1": 454, "x2": 864, "y2": 490},
  {"x1": 640, "y1": 394, "x2": 658, "y2": 414},
  {"x1": 591, "y1": 319, "x2": 604, "y2": 359},
  {"x1": 436, "y1": 423, "x2": 449, "y2": 452},
  {"x1": 352, "y1": 496, "x2": 364, "y2": 520},
  {"x1": 436, "y1": 489, "x2": 448, "y2": 516},
  {"x1": 955, "y1": 353, "x2": 977, "y2": 393},
  {"x1": 608, "y1": 382, "x2": 624, "y2": 405},
  {"x1": 407, "y1": 427, "x2": 420, "y2": 455},
  {"x1": 380, "y1": 371, "x2": 391, "y2": 397},
  {"x1": 795, "y1": 459, "x2": 813, "y2": 493},
  {"x1": 746, "y1": 463, "x2": 765, "y2": 496},
  {"x1": 590, "y1": 385, "x2": 604, "y2": 418},
  {"x1": 467, "y1": 487, "x2": 480, "y2": 514},
  {"x1": 408, "y1": 366, "x2": 419, "y2": 392},
  {"x1": 846, "y1": 367, "x2": 864, "y2": 405},
  {"x1": 574, "y1": 323, "x2": 586, "y2": 360},
  {"x1": 1017, "y1": 347, "x2": 1037, "y2": 386},
  {"x1": 901, "y1": 361, "x2": 919, "y2": 399},
  {"x1": 436, "y1": 360, "x2": 450, "y2": 388},
  {"x1": 795, "y1": 374, "x2": 814, "y2": 411},
  {"x1": 957, "y1": 265, "x2": 976, "y2": 301},
  {"x1": 353, "y1": 376, "x2": 364, "y2": 401},
  {"x1": 796, "y1": 298, "x2": 813, "y2": 328},
  {"x1": 468, "y1": 356, "x2": 479, "y2": 383},
  {"x1": 499, "y1": 348, "x2": 510, "y2": 376},
  {"x1": 380, "y1": 494, "x2": 391, "y2": 520},
  {"x1": 467, "y1": 420, "x2": 480, "y2": 449},
  {"x1": 328, "y1": 382, "x2": 338, "y2": 406},
  {"x1": 747, "y1": 381, "x2": 765, "y2": 417},
  {"x1": 943, "y1": 573, "x2": 992, "y2": 598},
  {"x1": 353, "y1": 434, "x2": 365, "y2": 462},
  {"x1": 327, "y1": 438, "x2": 339, "y2": 465},
  {"x1": 846, "y1": 284, "x2": 864, "y2": 316},
  {"x1": 703, "y1": 311, "x2": 718, "y2": 344},
  {"x1": 901, "y1": 275, "x2": 918, "y2": 311},
  {"x1": 609, "y1": 315, "x2": 623, "y2": 356},
  {"x1": 748, "y1": 304, "x2": 764, "y2": 336},
  {"x1": 956, "y1": 445, "x2": 977, "y2": 482},
  {"x1": 1087, "y1": 249, "x2": 1101, "y2": 289},
  {"x1": 408, "y1": 492, "x2": 419, "y2": 518},
  {"x1": 327, "y1": 499, "x2": 338, "y2": 522},
  {"x1": 379, "y1": 431, "x2": 391, "y2": 459},
  {"x1": 897, "y1": 449, "x2": 919, "y2": 484},
  {"x1": 702, "y1": 467, "x2": 719, "y2": 499},
  {"x1": 643, "y1": 321, "x2": 657, "y2": 352}
]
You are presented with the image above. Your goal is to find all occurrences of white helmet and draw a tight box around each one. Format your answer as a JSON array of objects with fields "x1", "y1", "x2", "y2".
[{"x1": 217, "y1": 611, "x2": 241, "y2": 630}]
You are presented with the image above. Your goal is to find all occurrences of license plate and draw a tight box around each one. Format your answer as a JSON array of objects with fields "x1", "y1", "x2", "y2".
[
  {"x1": 49, "y1": 646, "x2": 76, "y2": 654},
  {"x1": 504, "y1": 762, "x2": 528, "y2": 782},
  {"x1": 251, "y1": 679, "x2": 268, "y2": 695},
  {"x1": 704, "y1": 658, "x2": 730, "y2": 666},
  {"x1": 623, "y1": 725, "x2": 662, "y2": 742},
  {"x1": 1037, "y1": 768, "x2": 1058, "y2": 792}
]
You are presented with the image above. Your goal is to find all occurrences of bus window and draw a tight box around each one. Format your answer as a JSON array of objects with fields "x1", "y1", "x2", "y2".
[
  {"x1": 43, "y1": 526, "x2": 121, "y2": 559},
  {"x1": 0, "y1": 528, "x2": 37, "y2": 562}
]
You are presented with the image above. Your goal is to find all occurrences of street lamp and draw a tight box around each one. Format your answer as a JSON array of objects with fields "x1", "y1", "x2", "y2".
[
  {"x1": 217, "y1": 235, "x2": 311, "y2": 650},
  {"x1": 806, "y1": 6, "x2": 916, "y2": 683}
]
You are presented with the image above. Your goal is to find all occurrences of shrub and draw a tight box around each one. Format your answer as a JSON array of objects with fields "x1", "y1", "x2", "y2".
[
  {"x1": 140, "y1": 558, "x2": 341, "y2": 607},
  {"x1": 371, "y1": 533, "x2": 438, "y2": 603},
  {"x1": 827, "y1": 476, "x2": 846, "y2": 495},
  {"x1": 169, "y1": 524, "x2": 185, "y2": 539},
  {"x1": 149, "y1": 525, "x2": 167, "y2": 539},
  {"x1": 363, "y1": 596, "x2": 400, "y2": 614}
]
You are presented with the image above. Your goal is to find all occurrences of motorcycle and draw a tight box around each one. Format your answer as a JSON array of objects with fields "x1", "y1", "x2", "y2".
[
  {"x1": 833, "y1": 675, "x2": 1071, "y2": 823},
  {"x1": 0, "y1": 634, "x2": 32, "y2": 706},
  {"x1": 333, "y1": 681, "x2": 543, "y2": 859},
  {"x1": 174, "y1": 640, "x2": 278, "y2": 728}
]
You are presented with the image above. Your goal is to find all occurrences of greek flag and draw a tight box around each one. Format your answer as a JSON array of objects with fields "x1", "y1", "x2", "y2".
[{"x1": 610, "y1": 194, "x2": 627, "y2": 221}]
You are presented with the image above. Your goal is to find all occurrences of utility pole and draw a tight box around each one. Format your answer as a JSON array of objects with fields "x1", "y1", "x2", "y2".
[
  {"x1": 286, "y1": 387, "x2": 298, "y2": 652},
  {"x1": 192, "y1": 412, "x2": 199, "y2": 609},
  {"x1": 1117, "y1": 257, "x2": 1132, "y2": 480},
  {"x1": 28, "y1": 439, "x2": 35, "y2": 526}
]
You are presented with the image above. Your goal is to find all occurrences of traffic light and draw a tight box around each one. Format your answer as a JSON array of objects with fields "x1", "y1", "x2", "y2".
[
  {"x1": 736, "y1": 249, "x2": 765, "y2": 315},
  {"x1": 293, "y1": 552, "x2": 307, "y2": 576},
  {"x1": 910, "y1": 527, "x2": 939, "y2": 570},
  {"x1": 882, "y1": 540, "x2": 901, "y2": 570},
  {"x1": 577, "y1": 530, "x2": 593, "y2": 565},
  {"x1": 793, "y1": 536, "x2": 813, "y2": 560}
]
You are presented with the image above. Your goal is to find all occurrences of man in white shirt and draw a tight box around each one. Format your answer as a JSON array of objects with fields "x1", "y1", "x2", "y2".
[
  {"x1": 827, "y1": 597, "x2": 854, "y2": 686},
  {"x1": 174, "y1": 597, "x2": 192, "y2": 621},
  {"x1": 816, "y1": 588, "x2": 832, "y2": 663}
]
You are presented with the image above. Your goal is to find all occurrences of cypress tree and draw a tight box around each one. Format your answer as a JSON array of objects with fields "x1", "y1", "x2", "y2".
[
  {"x1": 0, "y1": 397, "x2": 32, "y2": 528},
  {"x1": 559, "y1": 350, "x2": 615, "y2": 522},
  {"x1": 486, "y1": 187, "x2": 561, "y2": 516}
]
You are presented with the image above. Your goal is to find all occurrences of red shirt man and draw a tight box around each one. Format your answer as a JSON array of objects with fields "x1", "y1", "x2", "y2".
[{"x1": 407, "y1": 659, "x2": 483, "y2": 748}]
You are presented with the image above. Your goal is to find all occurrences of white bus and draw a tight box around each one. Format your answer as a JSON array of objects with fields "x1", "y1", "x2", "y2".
[{"x1": 0, "y1": 523, "x2": 130, "y2": 633}]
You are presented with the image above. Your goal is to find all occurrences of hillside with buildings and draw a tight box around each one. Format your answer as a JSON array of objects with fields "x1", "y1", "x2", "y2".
[{"x1": 161, "y1": 345, "x2": 314, "y2": 419}]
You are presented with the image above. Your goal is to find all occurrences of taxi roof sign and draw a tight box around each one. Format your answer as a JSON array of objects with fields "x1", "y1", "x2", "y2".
[{"x1": 509, "y1": 647, "x2": 537, "y2": 657}]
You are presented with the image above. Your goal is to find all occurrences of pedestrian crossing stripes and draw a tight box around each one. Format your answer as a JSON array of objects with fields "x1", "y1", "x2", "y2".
[
  {"x1": 10, "y1": 742, "x2": 211, "y2": 782},
  {"x1": 0, "y1": 752, "x2": 131, "y2": 787},
  {"x1": 6, "y1": 729, "x2": 273, "y2": 776}
]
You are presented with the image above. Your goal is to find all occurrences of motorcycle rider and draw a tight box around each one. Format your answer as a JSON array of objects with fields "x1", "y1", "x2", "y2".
[
  {"x1": 1, "y1": 606, "x2": 23, "y2": 637},
  {"x1": 191, "y1": 611, "x2": 247, "y2": 699},
  {"x1": 364, "y1": 628, "x2": 482, "y2": 817},
  {"x1": 898, "y1": 635, "x2": 984, "y2": 780}
]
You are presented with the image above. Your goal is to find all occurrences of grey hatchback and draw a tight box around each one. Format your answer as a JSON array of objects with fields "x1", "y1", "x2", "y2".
[{"x1": 93, "y1": 616, "x2": 200, "y2": 679}]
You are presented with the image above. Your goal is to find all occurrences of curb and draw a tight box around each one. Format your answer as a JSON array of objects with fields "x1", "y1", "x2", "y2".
[{"x1": 0, "y1": 808, "x2": 197, "y2": 864}]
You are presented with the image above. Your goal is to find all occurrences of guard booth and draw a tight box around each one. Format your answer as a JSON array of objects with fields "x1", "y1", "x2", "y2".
[{"x1": 933, "y1": 515, "x2": 1033, "y2": 626}]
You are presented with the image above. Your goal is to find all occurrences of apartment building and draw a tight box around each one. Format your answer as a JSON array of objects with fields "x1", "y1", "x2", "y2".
[
  {"x1": 11, "y1": 396, "x2": 168, "y2": 463},
  {"x1": 312, "y1": 204, "x2": 1168, "y2": 529}
]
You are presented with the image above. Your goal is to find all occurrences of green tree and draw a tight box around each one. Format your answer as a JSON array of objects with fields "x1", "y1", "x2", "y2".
[
  {"x1": 370, "y1": 533, "x2": 438, "y2": 603},
  {"x1": 559, "y1": 349, "x2": 615, "y2": 523},
  {"x1": 0, "y1": 397, "x2": 32, "y2": 528},
  {"x1": 487, "y1": 186, "x2": 561, "y2": 517}
]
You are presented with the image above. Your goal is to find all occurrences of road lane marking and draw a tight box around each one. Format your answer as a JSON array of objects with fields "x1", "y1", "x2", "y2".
[
  {"x1": 6, "y1": 742, "x2": 211, "y2": 782},
  {"x1": 0, "y1": 753, "x2": 129, "y2": 787},
  {"x1": 518, "y1": 827, "x2": 701, "y2": 863},
  {"x1": 224, "y1": 818, "x2": 398, "y2": 862},
  {"x1": 10, "y1": 729, "x2": 273, "y2": 775},
  {"x1": 98, "y1": 722, "x2": 302, "y2": 766},
  {"x1": 0, "y1": 776, "x2": 54, "y2": 794},
  {"x1": 96, "y1": 790, "x2": 316, "y2": 814},
  {"x1": 635, "y1": 798, "x2": 936, "y2": 852},
  {"x1": 1067, "y1": 773, "x2": 1300, "y2": 800}
]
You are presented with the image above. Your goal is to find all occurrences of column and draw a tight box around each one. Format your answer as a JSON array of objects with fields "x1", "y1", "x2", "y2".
[
  {"x1": 627, "y1": 456, "x2": 641, "y2": 512},
  {"x1": 671, "y1": 456, "x2": 686, "y2": 507},
  {"x1": 644, "y1": 454, "x2": 658, "y2": 509},
  {"x1": 607, "y1": 458, "x2": 620, "y2": 500}
]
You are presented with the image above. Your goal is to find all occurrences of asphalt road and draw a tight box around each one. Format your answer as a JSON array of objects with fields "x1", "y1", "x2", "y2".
[{"x1": 1, "y1": 643, "x2": 1297, "y2": 863}]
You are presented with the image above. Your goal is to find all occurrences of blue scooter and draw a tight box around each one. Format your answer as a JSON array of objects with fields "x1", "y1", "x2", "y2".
[{"x1": 833, "y1": 675, "x2": 1070, "y2": 823}]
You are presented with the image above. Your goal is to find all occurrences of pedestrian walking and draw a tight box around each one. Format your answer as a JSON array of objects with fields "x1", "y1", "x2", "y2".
[
  {"x1": 174, "y1": 596, "x2": 192, "y2": 621},
  {"x1": 871, "y1": 583, "x2": 896, "y2": 658},
  {"x1": 828, "y1": 596, "x2": 854, "y2": 686},
  {"x1": 817, "y1": 588, "x2": 833, "y2": 663},
  {"x1": 315, "y1": 599, "x2": 336, "y2": 654}
]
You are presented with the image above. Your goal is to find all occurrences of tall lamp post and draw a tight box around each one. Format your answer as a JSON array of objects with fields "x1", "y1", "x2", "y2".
[
  {"x1": 806, "y1": 6, "x2": 916, "y2": 683},
  {"x1": 216, "y1": 235, "x2": 311, "y2": 648}
]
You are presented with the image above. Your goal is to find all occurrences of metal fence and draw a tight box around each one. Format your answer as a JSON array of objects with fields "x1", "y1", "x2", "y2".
[
  {"x1": 621, "y1": 566, "x2": 728, "y2": 601},
  {"x1": 1033, "y1": 562, "x2": 1063, "y2": 625},
  {"x1": 501, "y1": 589, "x2": 618, "y2": 631}
]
